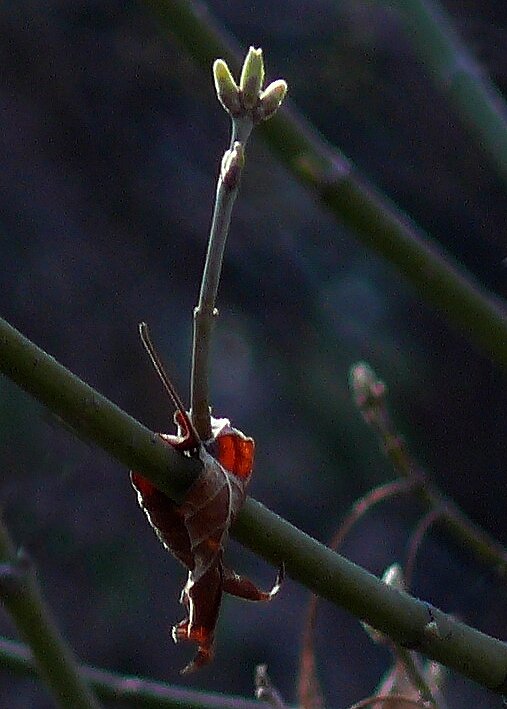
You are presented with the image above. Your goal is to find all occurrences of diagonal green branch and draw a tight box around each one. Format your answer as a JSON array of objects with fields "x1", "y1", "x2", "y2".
[
  {"x1": 0, "y1": 636, "x2": 268, "y2": 709},
  {"x1": 0, "y1": 517, "x2": 101, "y2": 709},
  {"x1": 2, "y1": 316, "x2": 507, "y2": 694},
  {"x1": 140, "y1": 0, "x2": 507, "y2": 371},
  {"x1": 385, "y1": 0, "x2": 507, "y2": 184}
]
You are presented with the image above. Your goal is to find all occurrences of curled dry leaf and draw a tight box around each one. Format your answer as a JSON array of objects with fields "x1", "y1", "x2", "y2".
[{"x1": 131, "y1": 410, "x2": 283, "y2": 674}]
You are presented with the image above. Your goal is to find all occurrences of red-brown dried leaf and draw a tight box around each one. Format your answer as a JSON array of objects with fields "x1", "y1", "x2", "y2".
[{"x1": 131, "y1": 413, "x2": 282, "y2": 674}]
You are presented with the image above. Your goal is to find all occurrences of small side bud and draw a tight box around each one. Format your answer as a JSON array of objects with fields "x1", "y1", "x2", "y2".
[
  {"x1": 213, "y1": 59, "x2": 241, "y2": 115},
  {"x1": 424, "y1": 620, "x2": 442, "y2": 640},
  {"x1": 221, "y1": 141, "x2": 245, "y2": 190},
  {"x1": 239, "y1": 46, "x2": 265, "y2": 110},
  {"x1": 349, "y1": 361, "x2": 386, "y2": 412},
  {"x1": 382, "y1": 562, "x2": 405, "y2": 591},
  {"x1": 256, "y1": 79, "x2": 288, "y2": 121},
  {"x1": 362, "y1": 563, "x2": 405, "y2": 644}
]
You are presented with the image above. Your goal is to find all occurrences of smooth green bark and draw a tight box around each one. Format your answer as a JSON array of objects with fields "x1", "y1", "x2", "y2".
[
  {"x1": 387, "y1": 0, "x2": 507, "y2": 183},
  {"x1": 0, "y1": 521, "x2": 100, "y2": 709},
  {"x1": 2, "y1": 316, "x2": 507, "y2": 694}
]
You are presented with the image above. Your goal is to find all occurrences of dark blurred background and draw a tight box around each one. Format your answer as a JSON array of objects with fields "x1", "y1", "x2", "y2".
[{"x1": 1, "y1": 1, "x2": 506, "y2": 707}]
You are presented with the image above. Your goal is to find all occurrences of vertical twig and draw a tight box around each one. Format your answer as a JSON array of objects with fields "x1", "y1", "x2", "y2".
[
  {"x1": 0, "y1": 514, "x2": 101, "y2": 709},
  {"x1": 190, "y1": 135, "x2": 250, "y2": 440},
  {"x1": 190, "y1": 48, "x2": 287, "y2": 439}
]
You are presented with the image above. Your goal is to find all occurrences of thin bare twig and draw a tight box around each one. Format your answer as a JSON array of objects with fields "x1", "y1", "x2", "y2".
[
  {"x1": 349, "y1": 362, "x2": 507, "y2": 577},
  {"x1": 347, "y1": 695, "x2": 428, "y2": 708},
  {"x1": 254, "y1": 664, "x2": 288, "y2": 708},
  {"x1": 190, "y1": 49, "x2": 286, "y2": 439},
  {"x1": 298, "y1": 479, "x2": 415, "y2": 709},
  {"x1": 404, "y1": 510, "x2": 444, "y2": 590}
]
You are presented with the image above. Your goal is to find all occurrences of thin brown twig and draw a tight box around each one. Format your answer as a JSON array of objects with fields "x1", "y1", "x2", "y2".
[
  {"x1": 347, "y1": 695, "x2": 428, "y2": 709},
  {"x1": 349, "y1": 363, "x2": 507, "y2": 578},
  {"x1": 298, "y1": 478, "x2": 415, "y2": 709},
  {"x1": 404, "y1": 509, "x2": 444, "y2": 590}
]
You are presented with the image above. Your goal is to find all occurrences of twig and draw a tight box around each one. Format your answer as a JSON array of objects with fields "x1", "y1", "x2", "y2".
[
  {"x1": 350, "y1": 362, "x2": 507, "y2": 577},
  {"x1": 141, "y1": 0, "x2": 507, "y2": 372},
  {"x1": 0, "y1": 516, "x2": 100, "y2": 709},
  {"x1": 392, "y1": 647, "x2": 438, "y2": 707},
  {"x1": 0, "y1": 635, "x2": 271, "y2": 709},
  {"x1": 298, "y1": 479, "x2": 414, "y2": 709},
  {"x1": 254, "y1": 664, "x2": 288, "y2": 708},
  {"x1": 190, "y1": 49, "x2": 287, "y2": 439},
  {"x1": 2, "y1": 319, "x2": 507, "y2": 693},
  {"x1": 347, "y1": 695, "x2": 428, "y2": 708},
  {"x1": 386, "y1": 0, "x2": 507, "y2": 184},
  {"x1": 404, "y1": 510, "x2": 443, "y2": 589}
]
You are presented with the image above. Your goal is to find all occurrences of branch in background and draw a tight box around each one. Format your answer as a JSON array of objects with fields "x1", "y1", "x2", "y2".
[
  {"x1": 0, "y1": 517, "x2": 100, "y2": 709},
  {"x1": 140, "y1": 0, "x2": 507, "y2": 372},
  {"x1": 350, "y1": 362, "x2": 507, "y2": 579},
  {"x1": 386, "y1": 0, "x2": 507, "y2": 184},
  {"x1": 2, "y1": 318, "x2": 507, "y2": 693},
  {"x1": 0, "y1": 636, "x2": 269, "y2": 709}
]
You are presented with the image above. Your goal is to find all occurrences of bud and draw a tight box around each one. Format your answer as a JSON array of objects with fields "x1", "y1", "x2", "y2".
[
  {"x1": 349, "y1": 361, "x2": 386, "y2": 411},
  {"x1": 220, "y1": 141, "x2": 245, "y2": 190},
  {"x1": 256, "y1": 79, "x2": 288, "y2": 121},
  {"x1": 424, "y1": 620, "x2": 441, "y2": 640},
  {"x1": 239, "y1": 46, "x2": 265, "y2": 110},
  {"x1": 382, "y1": 562, "x2": 405, "y2": 591},
  {"x1": 213, "y1": 59, "x2": 241, "y2": 115},
  {"x1": 362, "y1": 563, "x2": 404, "y2": 644}
]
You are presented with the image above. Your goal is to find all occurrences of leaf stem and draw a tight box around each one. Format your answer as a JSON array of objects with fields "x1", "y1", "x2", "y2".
[{"x1": 0, "y1": 516, "x2": 100, "y2": 709}]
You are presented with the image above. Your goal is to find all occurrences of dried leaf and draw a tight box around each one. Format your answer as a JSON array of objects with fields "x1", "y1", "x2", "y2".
[{"x1": 131, "y1": 413, "x2": 282, "y2": 674}]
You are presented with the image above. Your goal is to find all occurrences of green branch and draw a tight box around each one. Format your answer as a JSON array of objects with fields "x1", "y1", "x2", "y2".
[
  {"x1": 0, "y1": 636, "x2": 266, "y2": 709},
  {"x1": 2, "y1": 317, "x2": 507, "y2": 694},
  {"x1": 0, "y1": 517, "x2": 100, "y2": 709},
  {"x1": 140, "y1": 0, "x2": 507, "y2": 371},
  {"x1": 386, "y1": 0, "x2": 507, "y2": 183}
]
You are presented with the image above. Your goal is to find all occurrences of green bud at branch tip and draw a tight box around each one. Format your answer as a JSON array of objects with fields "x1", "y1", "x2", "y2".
[
  {"x1": 349, "y1": 361, "x2": 386, "y2": 408},
  {"x1": 257, "y1": 79, "x2": 288, "y2": 122},
  {"x1": 239, "y1": 46, "x2": 265, "y2": 110},
  {"x1": 213, "y1": 59, "x2": 241, "y2": 115}
]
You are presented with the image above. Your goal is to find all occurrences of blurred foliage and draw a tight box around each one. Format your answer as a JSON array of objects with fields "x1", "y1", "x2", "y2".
[{"x1": 0, "y1": 1, "x2": 506, "y2": 707}]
